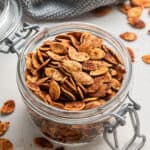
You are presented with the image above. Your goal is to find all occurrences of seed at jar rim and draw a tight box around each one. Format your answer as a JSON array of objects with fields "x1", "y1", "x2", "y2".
[
  {"x1": 115, "y1": 64, "x2": 126, "y2": 73},
  {"x1": 106, "y1": 90, "x2": 117, "y2": 99},
  {"x1": 32, "y1": 52, "x2": 41, "y2": 69},
  {"x1": 61, "y1": 87, "x2": 76, "y2": 101},
  {"x1": 115, "y1": 71, "x2": 124, "y2": 81},
  {"x1": 25, "y1": 70, "x2": 38, "y2": 83},
  {"x1": 26, "y1": 81, "x2": 40, "y2": 92},
  {"x1": 99, "y1": 99, "x2": 107, "y2": 104},
  {"x1": 83, "y1": 97, "x2": 98, "y2": 102},
  {"x1": 39, "y1": 46, "x2": 51, "y2": 51},
  {"x1": 71, "y1": 71, "x2": 94, "y2": 85},
  {"x1": 47, "y1": 51, "x2": 64, "y2": 61},
  {"x1": 0, "y1": 138, "x2": 13, "y2": 150},
  {"x1": 89, "y1": 48, "x2": 105, "y2": 60},
  {"x1": 67, "y1": 32, "x2": 82, "y2": 45},
  {"x1": 90, "y1": 66, "x2": 108, "y2": 76},
  {"x1": 84, "y1": 100, "x2": 106, "y2": 109},
  {"x1": 101, "y1": 44, "x2": 122, "y2": 63},
  {"x1": 25, "y1": 53, "x2": 33, "y2": 69},
  {"x1": 45, "y1": 67, "x2": 64, "y2": 81},
  {"x1": 107, "y1": 88, "x2": 113, "y2": 94},
  {"x1": 51, "y1": 102, "x2": 64, "y2": 109},
  {"x1": 0, "y1": 121, "x2": 10, "y2": 136},
  {"x1": 120, "y1": 32, "x2": 137, "y2": 41},
  {"x1": 1, "y1": 100, "x2": 16, "y2": 115},
  {"x1": 45, "y1": 94, "x2": 53, "y2": 105},
  {"x1": 104, "y1": 52, "x2": 118, "y2": 65},
  {"x1": 115, "y1": 54, "x2": 124, "y2": 65},
  {"x1": 67, "y1": 31, "x2": 82, "y2": 39},
  {"x1": 55, "y1": 35, "x2": 72, "y2": 47},
  {"x1": 55, "y1": 38, "x2": 71, "y2": 45},
  {"x1": 79, "y1": 32, "x2": 93, "y2": 53},
  {"x1": 79, "y1": 32, "x2": 103, "y2": 53},
  {"x1": 62, "y1": 60, "x2": 82, "y2": 73},
  {"x1": 68, "y1": 46, "x2": 90, "y2": 62},
  {"x1": 111, "y1": 78, "x2": 121, "y2": 91},
  {"x1": 68, "y1": 35, "x2": 80, "y2": 49},
  {"x1": 35, "y1": 90, "x2": 48, "y2": 104},
  {"x1": 34, "y1": 137, "x2": 53, "y2": 148},
  {"x1": 101, "y1": 44, "x2": 110, "y2": 53},
  {"x1": 55, "y1": 34, "x2": 70, "y2": 40},
  {"x1": 41, "y1": 40, "x2": 51, "y2": 45},
  {"x1": 49, "y1": 42, "x2": 68, "y2": 54},
  {"x1": 49, "y1": 80, "x2": 61, "y2": 101},
  {"x1": 64, "y1": 101, "x2": 85, "y2": 111}
]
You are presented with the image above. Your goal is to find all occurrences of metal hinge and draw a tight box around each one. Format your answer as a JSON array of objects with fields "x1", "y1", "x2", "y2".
[
  {"x1": 103, "y1": 95, "x2": 146, "y2": 150},
  {"x1": 0, "y1": 22, "x2": 39, "y2": 54}
]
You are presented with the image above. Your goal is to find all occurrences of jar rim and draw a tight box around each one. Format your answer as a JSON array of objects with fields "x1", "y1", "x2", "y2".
[
  {"x1": 0, "y1": 0, "x2": 8, "y2": 21},
  {"x1": 17, "y1": 22, "x2": 132, "y2": 123},
  {"x1": 0, "y1": 0, "x2": 22, "y2": 41}
]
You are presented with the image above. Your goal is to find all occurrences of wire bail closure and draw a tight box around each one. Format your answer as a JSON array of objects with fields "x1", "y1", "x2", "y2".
[
  {"x1": 103, "y1": 94, "x2": 146, "y2": 150},
  {"x1": 0, "y1": 22, "x2": 39, "y2": 54}
]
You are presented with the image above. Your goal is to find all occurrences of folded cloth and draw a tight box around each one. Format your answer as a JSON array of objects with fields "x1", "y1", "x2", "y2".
[{"x1": 21, "y1": 0, "x2": 125, "y2": 20}]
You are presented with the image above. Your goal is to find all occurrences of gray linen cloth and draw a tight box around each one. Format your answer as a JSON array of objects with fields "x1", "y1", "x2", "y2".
[{"x1": 21, "y1": 0, "x2": 125, "y2": 20}]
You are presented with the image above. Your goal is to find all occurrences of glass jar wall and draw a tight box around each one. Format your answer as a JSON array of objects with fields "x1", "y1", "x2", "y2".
[{"x1": 17, "y1": 22, "x2": 132, "y2": 145}]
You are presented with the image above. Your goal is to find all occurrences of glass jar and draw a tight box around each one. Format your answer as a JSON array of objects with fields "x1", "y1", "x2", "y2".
[
  {"x1": 17, "y1": 22, "x2": 132, "y2": 145},
  {"x1": 0, "y1": 0, "x2": 22, "y2": 41},
  {"x1": 0, "y1": 0, "x2": 146, "y2": 148}
]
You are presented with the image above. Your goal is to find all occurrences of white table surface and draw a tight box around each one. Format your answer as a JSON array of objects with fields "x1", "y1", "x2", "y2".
[{"x1": 0, "y1": 7, "x2": 150, "y2": 150}]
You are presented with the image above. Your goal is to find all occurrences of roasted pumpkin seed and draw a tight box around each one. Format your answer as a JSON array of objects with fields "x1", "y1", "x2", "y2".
[
  {"x1": 49, "y1": 80, "x2": 61, "y2": 101},
  {"x1": 64, "y1": 102, "x2": 85, "y2": 111},
  {"x1": 72, "y1": 72, "x2": 94, "y2": 85}
]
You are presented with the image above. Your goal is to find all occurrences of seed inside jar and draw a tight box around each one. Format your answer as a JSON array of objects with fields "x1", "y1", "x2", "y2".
[{"x1": 25, "y1": 32, "x2": 126, "y2": 111}]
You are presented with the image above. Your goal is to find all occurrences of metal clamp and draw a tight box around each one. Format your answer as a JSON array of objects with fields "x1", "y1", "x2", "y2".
[
  {"x1": 103, "y1": 95, "x2": 146, "y2": 150},
  {"x1": 0, "y1": 22, "x2": 39, "y2": 54}
]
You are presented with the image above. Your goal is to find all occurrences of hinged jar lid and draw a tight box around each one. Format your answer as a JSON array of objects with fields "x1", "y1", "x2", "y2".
[
  {"x1": 0, "y1": 0, "x2": 39, "y2": 54},
  {"x1": 0, "y1": 0, "x2": 22, "y2": 42}
]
